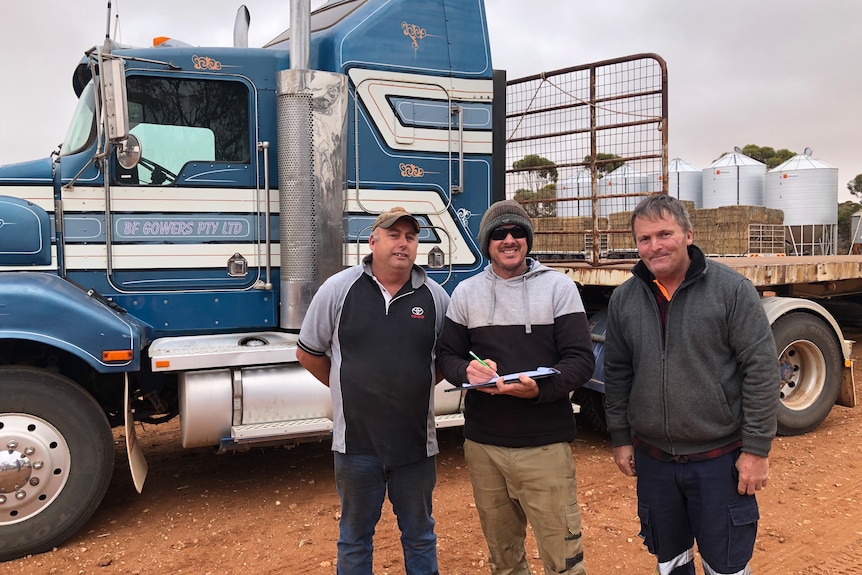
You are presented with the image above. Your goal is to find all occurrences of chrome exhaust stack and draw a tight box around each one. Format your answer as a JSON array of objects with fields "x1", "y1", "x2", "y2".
[{"x1": 277, "y1": 0, "x2": 347, "y2": 330}]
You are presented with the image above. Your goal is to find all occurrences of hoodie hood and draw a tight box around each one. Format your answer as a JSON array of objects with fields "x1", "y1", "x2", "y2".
[{"x1": 481, "y1": 257, "x2": 552, "y2": 334}]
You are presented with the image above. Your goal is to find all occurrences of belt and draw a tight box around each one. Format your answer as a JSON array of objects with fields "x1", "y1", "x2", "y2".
[{"x1": 633, "y1": 436, "x2": 742, "y2": 463}]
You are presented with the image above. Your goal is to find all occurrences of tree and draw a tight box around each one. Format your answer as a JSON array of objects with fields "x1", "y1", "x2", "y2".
[
  {"x1": 514, "y1": 183, "x2": 557, "y2": 217},
  {"x1": 584, "y1": 153, "x2": 624, "y2": 176},
  {"x1": 847, "y1": 174, "x2": 862, "y2": 200},
  {"x1": 739, "y1": 144, "x2": 795, "y2": 169},
  {"x1": 511, "y1": 154, "x2": 558, "y2": 193},
  {"x1": 511, "y1": 155, "x2": 558, "y2": 217}
]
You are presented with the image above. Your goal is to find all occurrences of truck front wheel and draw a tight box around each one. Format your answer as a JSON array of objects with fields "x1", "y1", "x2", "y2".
[
  {"x1": 771, "y1": 313, "x2": 842, "y2": 436},
  {"x1": 0, "y1": 366, "x2": 115, "y2": 561}
]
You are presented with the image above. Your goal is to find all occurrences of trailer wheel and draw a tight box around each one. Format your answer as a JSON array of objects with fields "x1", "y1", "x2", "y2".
[
  {"x1": 572, "y1": 388, "x2": 607, "y2": 434},
  {"x1": 771, "y1": 313, "x2": 842, "y2": 436},
  {"x1": 0, "y1": 367, "x2": 115, "y2": 561}
]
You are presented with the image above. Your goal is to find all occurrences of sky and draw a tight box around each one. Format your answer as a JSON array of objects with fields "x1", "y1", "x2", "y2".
[{"x1": 1, "y1": 0, "x2": 860, "y2": 201}]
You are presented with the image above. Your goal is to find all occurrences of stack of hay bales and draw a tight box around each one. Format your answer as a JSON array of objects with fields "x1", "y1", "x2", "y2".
[
  {"x1": 529, "y1": 201, "x2": 782, "y2": 257},
  {"x1": 690, "y1": 205, "x2": 784, "y2": 255},
  {"x1": 531, "y1": 216, "x2": 608, "y2": 254}
]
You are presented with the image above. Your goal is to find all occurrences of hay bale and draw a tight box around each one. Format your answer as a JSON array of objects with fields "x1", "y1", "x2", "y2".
[
  {"x1": 766, "y1": 208, "x2": 784, "y2": 225},
  {"x1": 530, "y1": 216, "x2": 607, "y2": 253},
  {"x1": 608, "y1": 211, "x2": 635, "y2": 251},
  {"x1": 691, "y1": 205, "x2": 785, "y2": 255}
]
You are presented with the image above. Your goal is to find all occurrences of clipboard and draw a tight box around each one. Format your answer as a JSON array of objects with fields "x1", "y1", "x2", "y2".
[{"x1": 444, "y1": 367, "x2": 560, "y2": 392}]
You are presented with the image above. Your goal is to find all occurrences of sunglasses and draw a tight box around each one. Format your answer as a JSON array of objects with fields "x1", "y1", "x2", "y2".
[{"x1": 489, "y1": 225, "x2": 528, "y2": 241}]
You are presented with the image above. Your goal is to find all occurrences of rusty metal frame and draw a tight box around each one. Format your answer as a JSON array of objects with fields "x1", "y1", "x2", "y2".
[{"x1": 505, "y1": 53, "x2": 668, "y2": 265}]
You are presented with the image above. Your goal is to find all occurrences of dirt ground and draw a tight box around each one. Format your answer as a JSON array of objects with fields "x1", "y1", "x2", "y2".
[{"x1": 4, "y1": 332, "x2": 862, "y2": 575}]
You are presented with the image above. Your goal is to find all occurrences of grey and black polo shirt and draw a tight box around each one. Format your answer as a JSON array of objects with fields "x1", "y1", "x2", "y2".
[{"x1": 297, "y1": 255, "x2": 449, "y2": 467}]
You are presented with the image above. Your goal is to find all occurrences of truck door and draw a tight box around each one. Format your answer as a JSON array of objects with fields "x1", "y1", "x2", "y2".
[{"x1": 105, "y1": 73, "x2": 263, "y2": 294}]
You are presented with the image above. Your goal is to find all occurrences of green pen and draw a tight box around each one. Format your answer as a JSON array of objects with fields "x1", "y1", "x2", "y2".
[{"x1": 469, "y1": 351, "x2": 500, "y2": 379}]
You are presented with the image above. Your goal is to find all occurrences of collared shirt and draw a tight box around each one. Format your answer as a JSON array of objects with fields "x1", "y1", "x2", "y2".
[{"x1": 298, "y1": 255, "x2": 450, "y2": 466}]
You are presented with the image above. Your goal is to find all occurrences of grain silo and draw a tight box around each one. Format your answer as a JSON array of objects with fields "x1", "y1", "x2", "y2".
[
  {"x1": 602, "y1": 164, "x2": 648, "y2": 216},
  {"x1": 668, "y1": 158, "x2": 703, "y2": 207},
  {"x1": 557, "y1": 169, "x2": 594, "y2": 217},
  {"x1": 702, "y1": 149, "x2": 766, "y2": 208},
  {"x1": 766, "y1": 148, "x2": 838, "y2": 255}
]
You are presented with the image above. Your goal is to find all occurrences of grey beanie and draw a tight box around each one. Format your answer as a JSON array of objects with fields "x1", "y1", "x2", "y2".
[{"x1": 477, "y1": 199, "x2": 534, "y2": 258}]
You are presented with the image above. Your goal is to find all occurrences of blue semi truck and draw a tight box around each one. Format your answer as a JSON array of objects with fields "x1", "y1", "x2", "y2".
[
  {"x1": 1, "y1": 0, "x2": 856, "y2": 562},
  {"x1": 0, "y1": 0, "x2": 500, "y2": 559}
]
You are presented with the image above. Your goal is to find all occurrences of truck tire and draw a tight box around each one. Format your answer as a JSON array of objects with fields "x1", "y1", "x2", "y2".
[
  {"x1": 771, "y1": 313, "x2": 842, "y2": 436},
  {"x1": 0, "y1": 366, "x2": 115, "y2": 561}
]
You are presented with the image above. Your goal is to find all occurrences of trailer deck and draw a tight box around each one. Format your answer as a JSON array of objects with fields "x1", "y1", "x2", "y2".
[{"x1": 548, "y1": 255, "x2": 862, "y2": 298}]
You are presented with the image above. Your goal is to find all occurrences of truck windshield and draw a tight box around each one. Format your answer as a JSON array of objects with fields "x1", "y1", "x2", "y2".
[{"x1": 60, "y1": 80, "x2": 96, "y2": 157}]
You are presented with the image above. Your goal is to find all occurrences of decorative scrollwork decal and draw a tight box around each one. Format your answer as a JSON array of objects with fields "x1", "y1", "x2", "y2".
[
  {"x1": 402, "y1": 22, "x2": 426, "y2": 49},
  {"x1": 399, "y1": 163, "x2": 425, "y2": 177},
  {"x1": 192, "y1": 55, "x2": 222, "y2": 71},
  {"x1": 456, "y1": 208, "x2": 472, "y2": 228}
]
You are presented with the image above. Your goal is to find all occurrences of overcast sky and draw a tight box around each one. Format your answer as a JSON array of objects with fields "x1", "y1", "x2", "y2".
[{"x1": 1, "y1": 0, "x2": 860, "y2": 201}]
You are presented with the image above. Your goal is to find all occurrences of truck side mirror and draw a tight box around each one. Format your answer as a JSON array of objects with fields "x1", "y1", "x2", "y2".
[
  {"x1": 116, "y1": 134, "x2": 141, "y2": 170},
  {"x1": 102, "y1": 57, "x2": 129, "y2": 142}
]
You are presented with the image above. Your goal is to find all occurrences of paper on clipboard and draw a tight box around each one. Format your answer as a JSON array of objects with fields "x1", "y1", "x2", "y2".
[{"x1": 444, "y1": 367, "x2": 560, "y2": 392}]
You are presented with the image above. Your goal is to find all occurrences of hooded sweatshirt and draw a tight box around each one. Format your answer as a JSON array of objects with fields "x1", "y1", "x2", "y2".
[{"x1": 437, "y1": 258, "x2": 595, "y2": 447}]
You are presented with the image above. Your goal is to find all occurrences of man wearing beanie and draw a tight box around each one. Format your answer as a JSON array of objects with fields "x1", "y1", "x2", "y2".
[{"x1": 437, "y1": 199, "x2": 595, "y2": 574}]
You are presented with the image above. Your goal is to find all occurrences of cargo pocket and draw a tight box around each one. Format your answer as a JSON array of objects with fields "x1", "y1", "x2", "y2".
[
  {"x1": 637, "y1": 501, "x2": 657, "y2": 555},
  {"x1": 727, "y1": 497, "x2": 759, "y2": 567}
]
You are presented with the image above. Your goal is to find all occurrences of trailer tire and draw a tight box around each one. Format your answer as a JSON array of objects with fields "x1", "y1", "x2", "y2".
[
  {"x1": 573, "y1": 388, "x2": 608, "y2": 434},
  {"x1": 771, "y1": 313, "x2": 842, "y2": 436},
  {"x1": 0, "y1": 367, "x2": 115, "y2": 561}
]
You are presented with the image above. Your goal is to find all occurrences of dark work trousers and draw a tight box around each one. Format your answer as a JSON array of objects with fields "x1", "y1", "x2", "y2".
[{"x1": 633, "y1": 447, "x2": 759, "y2": 575}]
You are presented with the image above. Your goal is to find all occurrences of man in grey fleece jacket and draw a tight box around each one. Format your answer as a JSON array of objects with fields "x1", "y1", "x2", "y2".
[{"x1": 604, "y1": 194, "x2": 780, "y2": 575}]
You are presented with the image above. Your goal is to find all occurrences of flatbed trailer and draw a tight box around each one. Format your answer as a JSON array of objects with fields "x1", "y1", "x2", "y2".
[{"x1": 552, "y1": 255, "x2": 862, "y2": 296}]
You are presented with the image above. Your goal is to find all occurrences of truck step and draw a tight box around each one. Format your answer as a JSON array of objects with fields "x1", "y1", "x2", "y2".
[
  {"x1": 218, "y1": 419, "x2": 334, "y2": 451},
  {"x1": 231, "y1": 418, "x2": 334, "y2": 443},
  {"x1": 434, "y1": 413, "x2": 465, "y2": 428},
  {"x1": 218, "y1": 413, "x2": 468, "y2": 452}
]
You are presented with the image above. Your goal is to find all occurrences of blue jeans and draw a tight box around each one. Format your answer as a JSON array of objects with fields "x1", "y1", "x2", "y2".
[{"x1": 334, "y1": 452, "x2": 439, "y2": 575}]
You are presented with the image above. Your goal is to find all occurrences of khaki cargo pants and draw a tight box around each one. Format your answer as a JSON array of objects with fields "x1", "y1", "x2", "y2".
[{"x1": 464, "y1": 439, "x2": 587, "y2": 575}]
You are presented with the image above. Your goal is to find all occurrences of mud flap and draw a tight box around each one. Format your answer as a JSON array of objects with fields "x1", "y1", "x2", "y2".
[
  {"x1": 837, "y1": 358, "x2": 856, "y2": 408},
  {"x1": 125, "y1": 374, "x2": 149, "y2": 492}
]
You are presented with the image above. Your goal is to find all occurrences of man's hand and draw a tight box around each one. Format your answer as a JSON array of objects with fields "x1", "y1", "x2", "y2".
[
  {"x1": 488, "y1": 373, "x2": 538, "y2": 398},
  {"x1": 466, "y1": 357, "x2": 499, "y2": 385},
  {"x1": 613, "y1": 445, "x2": 637, "y2": 476},
  {"x1": 736, "y1": 452, "x2": 769, "y2": 495},
  {"x1": 467, "y1": 358, "x2": 539, "y2": 398}
]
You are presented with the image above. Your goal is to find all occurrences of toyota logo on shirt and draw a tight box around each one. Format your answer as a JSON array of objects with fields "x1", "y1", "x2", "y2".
[{"x1": 411, "y1": 306, "x2": 425, "y2": 319}]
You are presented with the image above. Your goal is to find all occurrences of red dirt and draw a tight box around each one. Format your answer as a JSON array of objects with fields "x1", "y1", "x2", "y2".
[{"x1": 3, "y1": 331, "x2": 862, "y2": 575}]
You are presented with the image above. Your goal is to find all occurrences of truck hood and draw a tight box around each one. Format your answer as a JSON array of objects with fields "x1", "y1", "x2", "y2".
[{"x1": 0, "y1": 157, "x2": 53, "y2": 184}]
